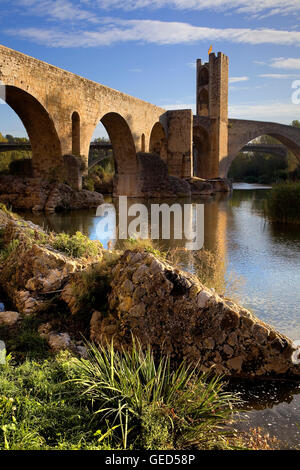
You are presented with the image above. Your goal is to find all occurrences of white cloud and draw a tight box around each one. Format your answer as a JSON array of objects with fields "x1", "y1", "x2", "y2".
[
  {"x1": 16, "y1": 0, "x2": 99, "y2": 23},
  {"x1": 6, "y1": 20, "x2": 300, "y2": 48},
  {"x1": 229, "y1": 76, "x2": 249, "y2": 83},
  {"x1": 270, "y1": 58, "x2": 300, "y2": 70},
  {"x1": 85, "y1": 0, "x2": 300, "y2": 17},
  {"x1": 229, "y1": 102, "x2": 300, "y2": 123},
  {"x1": 259, "y1": 73, "x2": 298, "y2": 79}
]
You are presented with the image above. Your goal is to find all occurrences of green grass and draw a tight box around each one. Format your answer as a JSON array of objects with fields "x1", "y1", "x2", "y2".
[
  {"x1": 265, "y1": 181, "x2": 300, "y2": 224},
  {"x1": 49, "y1": 231, "x2": 103, "y2": 259},
  {"x1": 0, "y1": 342, "x2": 242, "y2": 450},
  {"x1": 0, "y1": 352, "x2": 112, "y2": 450}
]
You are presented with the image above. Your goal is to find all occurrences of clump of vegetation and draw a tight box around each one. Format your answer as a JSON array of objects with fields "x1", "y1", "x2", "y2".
[
  {"x1": 50, "y1": 231, "x2": 103, "y2": 259},
  {"x1": 265, "y1": 182, "x2": 300, "y2": 224},
  {"x1": 116, "y1": 237, "x2": 166, "y2": 259},
  {"x1": 0, "y1": 315, "x2": 49, "y2": 363},
  {"x1": 0, "y1": 338, "x2": 284, "y2": 451},
  {"x1": 0, "y1": 239, "x2": 20, "y2": 262},
  {"x1": 70, "y1": 340, "x2": 242, "y2": 450},
  {"x1": 0, "y1": 352, "x2": 112, "y2": 450},
  {"x1": 70, "y1": 252, "x2": 120, "y2": 316}
]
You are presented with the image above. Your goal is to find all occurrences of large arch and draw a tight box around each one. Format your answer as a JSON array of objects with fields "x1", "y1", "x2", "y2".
[
  {"x1": 193, "y1": 125, "x2": 210, "y2": 178},
  {"x1": 4, "y1": 86, "x2": 62, "y2": 177},
  {"x1": 99, "y1": 112, "x2": 139, "y2": 196},
  {"x1": 223, "y1": 119, "x2": 300, "y2": 177},
  {"x1": 149, "y1": 122, "x2": 167, "y2": 161}
]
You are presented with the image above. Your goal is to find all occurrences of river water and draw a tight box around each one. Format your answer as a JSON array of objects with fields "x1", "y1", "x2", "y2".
[{"x1": 22, "y1": 183, "x2": 300, "y2": 448}]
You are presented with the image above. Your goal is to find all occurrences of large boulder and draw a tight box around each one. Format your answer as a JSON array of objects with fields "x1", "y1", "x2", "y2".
[
  {"x1": 91, "y1": 250, "x2": 300, "y2": 380},
  {"x1": 0, "y1": 175, "x2": 104, "y2": 212}
]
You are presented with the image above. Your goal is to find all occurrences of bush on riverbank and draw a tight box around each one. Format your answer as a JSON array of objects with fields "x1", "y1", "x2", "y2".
[
  {"x1": 0, "y1": 342, "x2": 242, "y2": 450},
  {"x1": 265, "y1": 182, "x2": 300, "y2": 224}
]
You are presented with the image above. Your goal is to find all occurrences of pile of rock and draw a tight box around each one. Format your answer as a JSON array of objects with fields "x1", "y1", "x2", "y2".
[{"x1": 90, "y1": 250, "x2": 300, "y2": 379}]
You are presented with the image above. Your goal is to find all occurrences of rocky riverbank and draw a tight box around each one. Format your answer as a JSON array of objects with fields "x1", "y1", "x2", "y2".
[
  {"x1": 0, "y1": 205, "x2": 299, "y2": 379},
  {"x1": 0, "y1": 175, "x2": 104, "y2": 212}
]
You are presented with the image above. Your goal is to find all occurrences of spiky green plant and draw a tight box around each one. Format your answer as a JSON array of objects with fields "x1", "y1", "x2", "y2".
[{"x1": 69, "y1": 340, "x2": 242, "y2": 449}]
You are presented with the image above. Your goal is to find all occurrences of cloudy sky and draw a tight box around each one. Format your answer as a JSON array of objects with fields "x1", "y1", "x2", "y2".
[{"x1": 0, "y1": 0, "x2": 300, "y2": 137}]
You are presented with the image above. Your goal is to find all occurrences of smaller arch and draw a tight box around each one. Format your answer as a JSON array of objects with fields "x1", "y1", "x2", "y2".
[
  {"x1": 149, "y1": 122, "x2": 167, "y2": 161},
  {"x1": 198, "y1": 67, "x2": 209, "y2": 86},
  {"x1": 141, "y1": 133, "x2": 146, "y2": 152},
  {"x1": 198, "y1": 89, "x2": 209, "y2": 116},
  {"x1": 72, "y1": 111, "x2": 80, "y2": 156}
]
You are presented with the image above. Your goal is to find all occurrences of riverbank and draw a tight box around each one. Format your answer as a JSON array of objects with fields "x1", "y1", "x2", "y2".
[{"x1": 0, "y1": 204, "x2": 300, "y2": 450}]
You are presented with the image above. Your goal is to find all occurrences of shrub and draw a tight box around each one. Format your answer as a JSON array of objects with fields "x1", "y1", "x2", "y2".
[
  {"x1": 50, "y1": 231, "x2": 103, "y2": 258},
  {"x1": 265, "y1": 182, "x2": 300, "y2": 224}
]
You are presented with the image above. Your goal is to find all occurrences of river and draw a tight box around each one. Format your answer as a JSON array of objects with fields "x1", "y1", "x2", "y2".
[{"x1": 21, "y1": 183, "x2": 300, "y2": 449}]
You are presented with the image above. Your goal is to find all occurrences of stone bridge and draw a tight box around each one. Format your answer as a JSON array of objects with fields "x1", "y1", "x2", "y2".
[
  {"x1": 1, "y1": 44, "x2": 300, "y2": 195},
  {"x1": 0, "y1": 44, "x2": 193, "y2": 195}
]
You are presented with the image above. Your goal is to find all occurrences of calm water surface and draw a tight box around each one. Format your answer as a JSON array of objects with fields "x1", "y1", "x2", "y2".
[{"x1": 23, "y1": 183, "x2": 300, "y2": 448}]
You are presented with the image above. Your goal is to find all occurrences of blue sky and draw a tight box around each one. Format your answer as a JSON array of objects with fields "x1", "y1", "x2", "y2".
[{"x1": 1, "y1": 0, "x2": 300, "y2": 138}]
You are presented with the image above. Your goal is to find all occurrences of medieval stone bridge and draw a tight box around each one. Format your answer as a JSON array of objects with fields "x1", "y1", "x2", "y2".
[
  {"x1": 0, "y1": 44, "x2": 193, "y2": 196},
  {"x1": 1, "y1": 44, "x2": 300, "y2": 195}
]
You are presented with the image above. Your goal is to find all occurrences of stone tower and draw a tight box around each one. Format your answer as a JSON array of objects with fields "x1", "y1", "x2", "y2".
[{"x1": 196, "y1": 52, "x2": 229, "y2": 178}]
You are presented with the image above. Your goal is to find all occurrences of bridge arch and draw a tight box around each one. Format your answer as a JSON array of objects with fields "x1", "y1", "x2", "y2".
[
  {"x1": 224, "y1": 119, "x2": 300, "y2": 177},
  {"x1": 93, "y1": 112, "x2": 139, "y2": 196},
  {"x1": 149, "y1": 122, "x2": 167, "y2": 161},
  {"x1": 3, "y1": 85, "x2": 62, "y2": 177}
]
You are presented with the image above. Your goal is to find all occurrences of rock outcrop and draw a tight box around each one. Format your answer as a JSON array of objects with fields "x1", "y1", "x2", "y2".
[
  {"x1": 0, "y1": 176, "x2": 104, "y2": 212},
  {"x1": 0, "y1": 209, "x2": 101, "y2": 314},
  {"x1": 90, "y1": 250, "x2": 300, "y2": 380}
]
